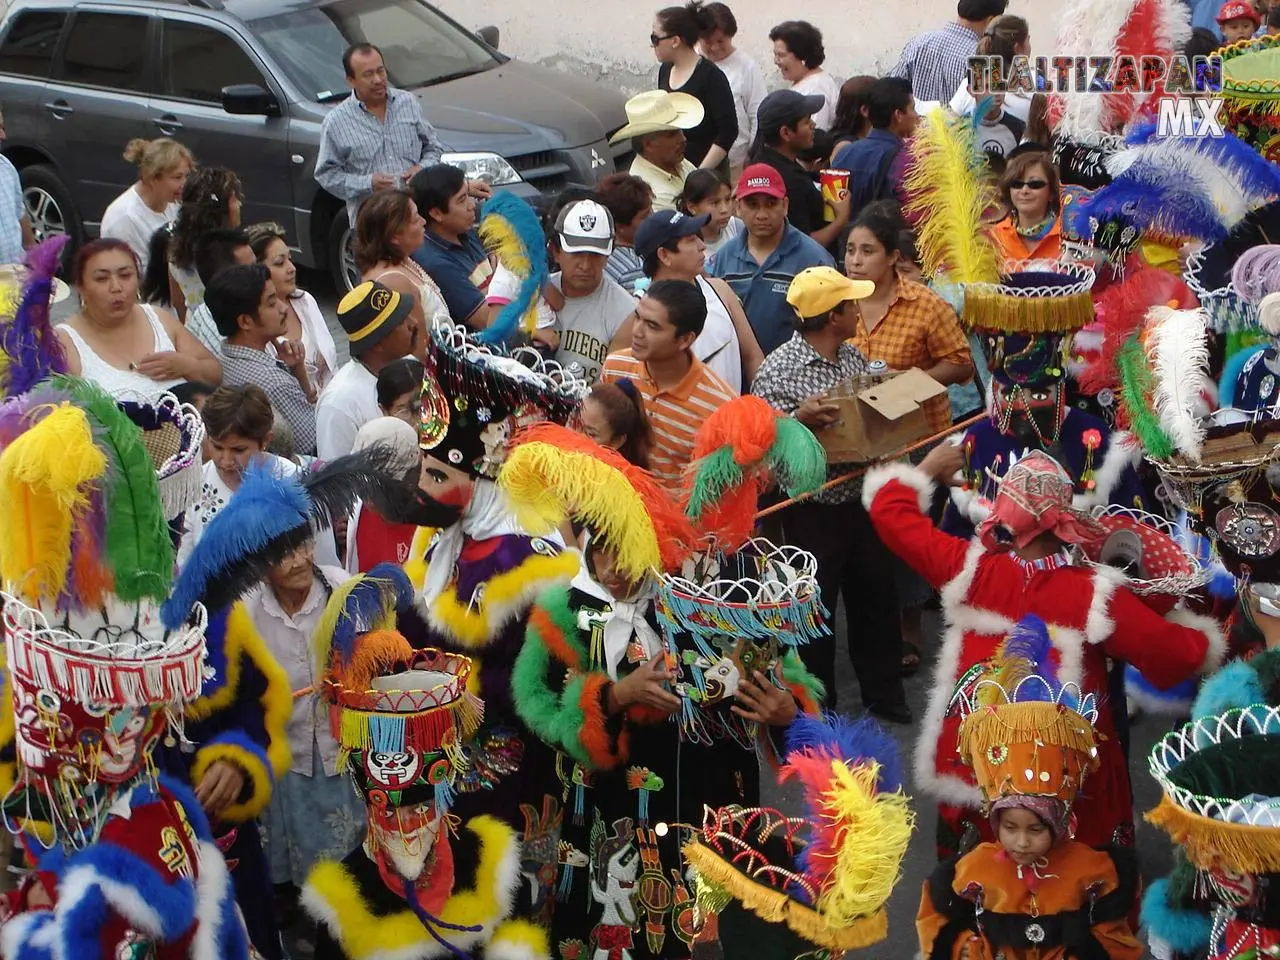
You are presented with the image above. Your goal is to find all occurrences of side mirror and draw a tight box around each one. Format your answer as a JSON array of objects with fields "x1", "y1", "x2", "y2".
[
  {"x1": 476, "y1": 24, "x2": 499, "y2": 48},
  {"x1": 222, "y1": 83, "x2": 280, "y2": 117}
]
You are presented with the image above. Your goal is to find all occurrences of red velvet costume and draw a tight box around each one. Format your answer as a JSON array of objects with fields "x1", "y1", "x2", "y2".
[{"x1": 861, "y1": 463, "x2": 1226, "y2": 857}]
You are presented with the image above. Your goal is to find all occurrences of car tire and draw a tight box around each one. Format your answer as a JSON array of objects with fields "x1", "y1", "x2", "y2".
[
  {"x1": 327, "y1": 210, "x2": 360, "y2": 294},
  {"x1": 20, "y1": 165, "x2": 81, "y2": 247}
]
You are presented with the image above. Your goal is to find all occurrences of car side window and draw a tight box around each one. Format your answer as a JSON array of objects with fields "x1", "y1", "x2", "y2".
[
  {"x1": 58, "y1": 12, "x2": 149, "y2": 91},
  {"x1": 160, "y1": 22, "x2": 267, "y2": 103},
  {"x1": 0, "y1": 10, "x2": 68, "y2": 79}
]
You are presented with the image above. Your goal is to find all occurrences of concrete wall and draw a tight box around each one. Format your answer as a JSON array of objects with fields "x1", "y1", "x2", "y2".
[{"x1": 436, "y1": 0, "x2": 1059, "y2": 97}]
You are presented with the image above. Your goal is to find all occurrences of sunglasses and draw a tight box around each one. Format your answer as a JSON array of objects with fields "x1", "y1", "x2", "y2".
[
  {"x1": 650, "y1": 32, "x2": 673, "y2": 46},
  {"x1": 1010, "y1": 179, "x2": 1049, "y2": 190}
]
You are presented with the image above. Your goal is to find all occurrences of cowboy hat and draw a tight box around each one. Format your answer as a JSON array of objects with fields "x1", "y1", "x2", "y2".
[{"x1": 609, "y1": 90, "x2": 704, "y2": 143}]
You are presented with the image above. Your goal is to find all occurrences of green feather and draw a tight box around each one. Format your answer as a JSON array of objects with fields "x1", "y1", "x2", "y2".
[
  {"x1": 1117, "y1": 337, "x2": 1173, "y2": 460},
  {"x1": 781, "y1": 649, "x2": 826, "y2": 704},
  {"x1": 768, "y1": 418, "x2": 827, "y2": 496},
  {"x1": 685, "y1": 446, "x2": 744, "y2": 519},
  {"x1": 52, "y1": 376, "x2": 174, "y2": 601}
]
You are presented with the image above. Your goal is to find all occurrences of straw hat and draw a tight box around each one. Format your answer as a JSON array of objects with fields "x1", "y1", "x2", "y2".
[{"x1": 608, "y1": 90, "x2": 704, "y2": 143}]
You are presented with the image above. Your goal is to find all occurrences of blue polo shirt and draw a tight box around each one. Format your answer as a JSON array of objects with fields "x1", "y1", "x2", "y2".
[
  {"x1": 709, "y1": 224, "x2": 834, "y2": 356},
  {"x1": 412, "y1": 229, "x2": 493, "y2": 323},
  {"x1": 833, "y1": 129, "x2": 905, "y2": 218}
]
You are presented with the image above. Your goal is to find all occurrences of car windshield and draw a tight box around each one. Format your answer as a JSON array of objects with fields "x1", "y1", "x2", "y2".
[{"x1": 244, "y1": 0, "x2": 498, "y2": 102}]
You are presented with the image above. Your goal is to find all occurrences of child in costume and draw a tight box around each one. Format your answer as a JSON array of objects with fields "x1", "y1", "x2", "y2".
[
  {"x1": 297, "y1": 565, "x2": 545, "y2": 960},
  {"x1": 917, "y1": 615, "x2": 1142, "y2": 960},
  {"x1": 0, "y1": 373, "x2": 249, "y2": 959},
  {"x1": 863, "y1": 444, "x2": 1225, "y2": 858},
  {"x1": 502, "y1": 418, "x2": 825, "y2": 959},
  {"x1": 681, "y1": 713, "x2": 914, "y2": 960}
]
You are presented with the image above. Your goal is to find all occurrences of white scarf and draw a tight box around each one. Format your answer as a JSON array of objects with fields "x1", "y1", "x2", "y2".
[
  {"x1": 419, "y1": 479, "x2": 566, "y2": 610},
  {"x1": 570, "y1": 565, "x2": 662, "y2": 680}
]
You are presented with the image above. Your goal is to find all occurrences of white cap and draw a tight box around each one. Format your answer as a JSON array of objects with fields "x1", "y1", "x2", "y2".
[{"x1": 555, "y1": 199, "x2": 615, "y2": 256}]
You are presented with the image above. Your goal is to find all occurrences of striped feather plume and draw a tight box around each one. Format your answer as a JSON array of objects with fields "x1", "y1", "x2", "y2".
[
  {"x1": 1046, "y1": 0, "x2": 1142, "y2": 136},
  {"x1": 313, "y1": 562, "x2": 414, "y2": 673},
  {"x1": 900, "y1": 108, "x2": 999, "y2": 286},
  {"x1": 476, "y1": 191, "x2": 548, "y2": 346}
]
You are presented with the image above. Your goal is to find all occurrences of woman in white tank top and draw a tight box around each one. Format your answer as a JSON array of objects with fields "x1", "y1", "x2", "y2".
[
  {"x1": 56, "y1": 240, "x2": 223, "y2": 399},
  {"x1": 354, "y1": 191, "x2": 452, "y2": 339}
]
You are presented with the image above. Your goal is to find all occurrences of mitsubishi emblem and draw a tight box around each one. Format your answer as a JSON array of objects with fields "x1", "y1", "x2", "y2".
[{"x1": 590, "y1": 148, "x2": 606, "y2": 169}]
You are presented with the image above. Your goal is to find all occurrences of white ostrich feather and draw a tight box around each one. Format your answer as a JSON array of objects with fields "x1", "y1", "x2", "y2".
[
  {"x1": 1051, "y1": 0, "x2": 1143, "y2": 137},
  {"x1": 1146, "y1": 306, "x2": 1211, "y2": 462}
]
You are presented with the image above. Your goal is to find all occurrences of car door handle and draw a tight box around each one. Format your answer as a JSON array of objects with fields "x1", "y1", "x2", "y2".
[
  {"x1": 43, "y1": 100, "x2": 73, "y2": 119},
  {"x1": 153, "y1": 115, "x2": 183, "y2": 133}
]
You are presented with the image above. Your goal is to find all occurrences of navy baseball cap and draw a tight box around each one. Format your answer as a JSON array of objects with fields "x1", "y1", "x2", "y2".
[{"x1": 633, "y1": 209, "x2": 711, "y2": 260}]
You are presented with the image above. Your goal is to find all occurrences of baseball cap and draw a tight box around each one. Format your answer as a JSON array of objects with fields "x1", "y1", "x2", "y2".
[
  {"x1": 756, "y1": 89, "x2": 826, "y2": 138},
  {"x1": 736, "y1": 163, "x2": 787, "y2": 200},
  {"x1": 787, "y1": 267, "x2": 875, "y2": 319},
  {"x1": 633, "y1": 209, "x2": 712, "y2": 260},
  {"x1": 555, "y1": 199, "x2": 615, "y2": 255},
  {"x1": 1217, "y1": 0, "x2": 1260, "y2": 22},
  {"x1": 337, "y1": 280, "x2": 414, "y2": 357}
]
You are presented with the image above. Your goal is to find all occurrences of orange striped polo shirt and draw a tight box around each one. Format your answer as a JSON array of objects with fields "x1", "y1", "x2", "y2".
[{"x1": 601, "y1": 349, "x2": 736, "y2": 491}]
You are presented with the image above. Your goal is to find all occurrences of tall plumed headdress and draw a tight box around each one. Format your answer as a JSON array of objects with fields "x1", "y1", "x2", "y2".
[
  {"x1": 497, "y1": 422, "x2": 699, "y2": 578},
  {"x1": 1220, "y1": 32, "x2": 1280, "y2": 163},
  {"x1": 475, "y1": 190, "x2": 549, "y2": 346},
  {"x1": 419, "y1": 319, "x2": 587, "y2": 479},
  {"x1": 0, "y1": 375, "x2": 209, "y2": 849},
  {"x1": 682, "y1": 713, "x2": 914, "y2": 955}
]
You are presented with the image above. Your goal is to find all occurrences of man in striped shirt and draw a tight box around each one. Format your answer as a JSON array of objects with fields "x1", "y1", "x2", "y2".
[
  {"x1": 889, "y1": 0, "x2": 1008, "y2": 103},
  {"x1": 602, "y1": 279, "x2": 735, "y2": 489}
]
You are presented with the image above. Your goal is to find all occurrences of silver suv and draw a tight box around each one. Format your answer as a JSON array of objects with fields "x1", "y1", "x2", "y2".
[{"x1": 0, "y1": 0, "x2": 631, "y2": 289}]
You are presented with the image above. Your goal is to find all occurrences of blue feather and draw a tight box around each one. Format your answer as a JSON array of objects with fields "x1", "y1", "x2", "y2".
[
  {"x1": 366, "y1": 561, "x2": 415, "y2": 613},
  {"x1": 1079, "y1": 171, "x2": 1226, "y2": 245},
  {"x1": 331, "y1": 563, "x2": 415, "y2": 667},
  {"x1": 784, "y1": 712, "x2": 904, "y2": 793},
  {"x1": 475, "y1": 191, "x2": 548, "y2": 347},
  {"x1": 971, "y1": 95, "x2": 995, "y2": 131},
  {"x1": 1192, "y1": 660, "x2": 1263, "y2": 721},
  {"x1": 1140, "y1": 877, "x2": 1212, "y2": 955},
  {"x1": 1, "y1": 235, "x2": 70, "y2": 396},
  {"x1": 1000, "y1": 614, "x2": 1060, "y2": 703},
  {"x1": 161, "y1": 462, "x2": 310, "y2": 629},
  {"x1": 1219, "y1": 343, "x2": 1267, "y2": 406}
]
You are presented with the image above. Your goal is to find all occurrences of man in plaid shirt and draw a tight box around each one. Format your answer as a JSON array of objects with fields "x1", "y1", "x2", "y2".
[{"x1": 890, "y1": 0, "x2": 1009, "y2": 103}]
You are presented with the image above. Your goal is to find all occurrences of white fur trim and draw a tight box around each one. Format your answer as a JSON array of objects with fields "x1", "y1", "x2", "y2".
[
  {"x1": 486, "y1": 925, "x2": 547, "y2": 960},
  {"x1": 190, "y1": 840, "x2": 234, "y2": 960},
  {"x1": 1073, "y1": 429, "x2": 1140, "y2": 512},
  {"x1": 861, "y1": 463, "x2": 935, "y2": 514},
  {"x1": 1085, "y1": 567, "x2": 1123, "y2": 645},
  {"x1": 1165, "y1": 604, "x2": 1227, "y2": 674},
  {"x1": 1, "y1": 911, "x2": 51, "y2": 960},
  {"x1": 56, "y1": 862, "x2": 167, "y2": 938},
  {"x1": 949, "y1": 484, "x2": 991, "y2": 526}
]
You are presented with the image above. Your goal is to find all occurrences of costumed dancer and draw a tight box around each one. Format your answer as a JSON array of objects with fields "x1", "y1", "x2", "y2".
[
  {"x1": 502, "y1": 408, "x2": 827, "y2": 959},
  {"x1": 0, "y1": 374, "x2": 249, "y2": 958},
  {"x1": 898, "y1": 107, "x2": 1149, "y2": 540},
  {"x1": 1141, "y1": 646, "x2": 1280, "y2": 960},
  {"x1": 862, "y1": 443, "x2": 1225, "y2": 859},
  {"x1": 400, "y1": 318, "x2": 589, "y2": 926},
  {"x1": 917, "y1": 615, "x2": 1142, "y2": 960},
  {"x1": 681, "y1": 713, "x2": 914, "y2": 960},
  {"x1": 297, "y1": 564, "x2": 546, "y2": 960}
]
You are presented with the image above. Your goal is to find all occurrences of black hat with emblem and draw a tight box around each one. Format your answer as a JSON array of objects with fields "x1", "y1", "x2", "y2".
[{"x1": 337, "y1": 280, "x2": 414, "y2": 358}]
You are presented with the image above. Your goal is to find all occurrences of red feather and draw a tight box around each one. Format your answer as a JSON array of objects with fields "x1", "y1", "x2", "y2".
[
  {"x1": 777, "y1": 748, "x2": 844, "y2": 889},
  {"x1": 1103, "y1": 0, "x2": 1162, "y2": 131}
]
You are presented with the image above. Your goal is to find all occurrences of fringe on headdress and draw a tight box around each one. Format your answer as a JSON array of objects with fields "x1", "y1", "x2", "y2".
[{"x1": 1145, "y1": 795, "x2": 1280, "y2": 874}]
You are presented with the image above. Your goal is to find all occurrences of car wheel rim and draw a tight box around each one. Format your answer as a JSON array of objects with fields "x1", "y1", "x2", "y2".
[
  {"x1": 24, "y1": 187, "x2": 65, "y2": 242},
  {"x1": 341, "y1": 227, "x2": 359, "y2": 291}
]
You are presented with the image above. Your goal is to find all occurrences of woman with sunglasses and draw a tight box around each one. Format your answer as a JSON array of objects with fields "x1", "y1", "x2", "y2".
[
  {"x1": 651, "y1": 3, "x2": 738, "y2": 174},
  {"x1": 990, "y1": 150, "x2": 1064, "y2": 265}
]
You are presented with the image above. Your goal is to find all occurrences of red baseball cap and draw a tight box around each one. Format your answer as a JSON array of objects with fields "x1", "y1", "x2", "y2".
[
  {"x1": 1217, "y1": 0, "x2": 1260, "y2": 24},
  {"x1": 736, "y1": 163, "x2": 787, "y2": 200}
]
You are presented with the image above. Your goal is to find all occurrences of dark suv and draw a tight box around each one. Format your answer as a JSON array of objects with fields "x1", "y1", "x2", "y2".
[{"x1": 0, "y1": 0, "x2": 631, "y2": 289}]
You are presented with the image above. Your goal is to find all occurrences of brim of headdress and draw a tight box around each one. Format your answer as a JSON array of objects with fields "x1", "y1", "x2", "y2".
[
  {"x1": 1149, "y1": 415, "x2": 1280, "y2": 503},
  {"x1": 1078, "y1": 505, "x2": 1208, "y2": 597},
  {"x1": 116, "y1": 391, "x2": 205, "y2": 521},
  {"x1": 1221, "y1": 35, "x2": 1280, "y2": 116},
  {"x1": 958, "y1": 701, "x2": 1100, "y2": 766},
  {"x1": 962, "y1": 262, "x2": 1096, "y2": 333},
  {"x1": 658, "y1": 537, "x2": 828, "y2": 646},
  {"x1": 2, "y1": 590, "x2": 208, "y2": 711},
  {"x1": 682, "y1": 836, "x2": 888, "y2": 952},
  {"x1": 1052, "y1": 135, "x2": 1124, "y2": 190},
  {"x1": 1147, "y1": 705, "x2": 1280, "y2": 873}
]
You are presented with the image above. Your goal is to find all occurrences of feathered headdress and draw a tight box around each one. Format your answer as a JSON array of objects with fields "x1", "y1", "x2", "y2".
[
  {"x1": 161, "y1": 444, "x2": 409, "y2": 626},
  {"x1": 497, "y1": 422, "x2": 699, "y2": 578},
  {"x1": 0, "y1": 237, "x2": 70, "y2": 397},
  {"x1": 681, "y1": 395, "x2": 826, "y2": 551},
  {"x1": 476, "y1": 190, "x2": 549, "y2": 346},
  {"x1": 900, "y1": 107, "x2": 1000, "y2": 288},
  {"x1": 682, "y1": 713, "x2": 913, "y2": 952},
  {"x1": 1221, "y1": 32, "x2": 1280, "y2": 157}
]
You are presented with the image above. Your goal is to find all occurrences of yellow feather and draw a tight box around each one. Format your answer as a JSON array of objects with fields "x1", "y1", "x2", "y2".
[
  {"x1": 0, "y1": 404, "x2": 107, "y2": 603},
  {"x1": 478, "y1": 215, "x2": 538, "y2": 335},
  {"x1": 901, "y1": 110, "x2": 1001, "y2": 286},
  {"x1": 814, "y1": 761, "x2": 915, "y2": 926},
  {"x1": 498, "y1": 441, "x2": 662, "y2": 580}
]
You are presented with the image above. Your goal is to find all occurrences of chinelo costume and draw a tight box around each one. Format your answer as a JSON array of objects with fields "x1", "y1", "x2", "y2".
[
  {"x1": 400, "y1": 318, "x2": 590, "y2": 927},
  {"x1": 296, "y1": 563, "x2": 544, "y2": 960},
  {"x1": 917, "y1": 615, "x2": 1142, "y2": 960},
  {"x1": 862, "y1": 447, "x2": 1225, "y2": 859},
  {"x1": 681, "y1": 712, "x2": 914, "y2": 960},
  {"x1": 502, "y1": 398, "x2": 830, "y2": 960}
]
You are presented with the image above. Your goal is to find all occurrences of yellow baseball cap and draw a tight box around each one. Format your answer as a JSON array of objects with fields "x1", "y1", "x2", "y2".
[{"x1": 786, "y1": 267, "x2": 875, "y2": 320}]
